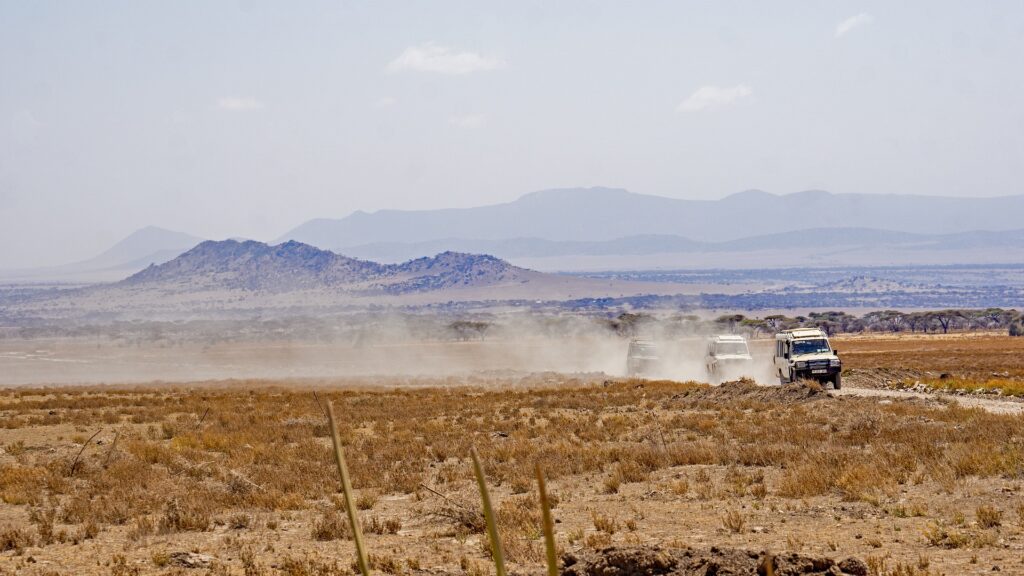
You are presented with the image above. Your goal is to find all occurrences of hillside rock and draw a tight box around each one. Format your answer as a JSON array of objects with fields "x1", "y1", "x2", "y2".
[
  {"x1": 383, "y1": 252, "x2": 528, "y2": 293},
  {"x1": 123, "y1": 240, "x2": 528, "y2": 294}
]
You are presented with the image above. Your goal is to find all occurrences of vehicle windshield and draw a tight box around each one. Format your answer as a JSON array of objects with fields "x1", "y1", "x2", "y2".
[
  {"x1": 791, "y1": 338, "x2": 831, "y2": 355},
  {"x1": 630, "y1": 343, "x2": 658, "y2": 356},
  {"x1": 715, "y1": 342, "x2": 749, "y2": 356}
]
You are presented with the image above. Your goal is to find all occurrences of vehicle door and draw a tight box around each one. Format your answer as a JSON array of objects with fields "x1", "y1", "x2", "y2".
[{"x1": 774, "y1": 340, "x2": 791, "y2": 380}]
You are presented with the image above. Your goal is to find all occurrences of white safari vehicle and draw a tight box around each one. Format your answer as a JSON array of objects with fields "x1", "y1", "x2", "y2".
[
  {"x1": 704, "y1": 335, "x2": 753, "y2": 381},
  {"x1": 626, "y1": 339, "x2": 661, "y2": 376},
  {"x1": 773, "y1": 328, "x2": 842, "y2": 388}
]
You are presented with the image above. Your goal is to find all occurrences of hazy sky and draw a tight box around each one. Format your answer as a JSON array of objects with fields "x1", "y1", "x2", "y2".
[{"x1": 2, "y1": 1, "x2": 1023, "y2": 267}]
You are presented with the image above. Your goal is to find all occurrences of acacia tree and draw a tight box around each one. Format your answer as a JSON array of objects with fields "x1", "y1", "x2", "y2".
[
  {"x1": 715, "y1": 314, "x2": 746, "y2": 334},
  {"x1": 928, "y1": 310, "x2": 962, "y2": 334},
  {"x1": 448, "y1": 320, "x2": 490, "y2": 341},
  {"x1": 609, "y1": 312, "x2": 655, "y2": 337},
  {"x1": 904, "y1": 312, "x2": 927, "y2": 333},
  {"x1": 863, "y1": 310, "x2": 906, "y2": 333}
]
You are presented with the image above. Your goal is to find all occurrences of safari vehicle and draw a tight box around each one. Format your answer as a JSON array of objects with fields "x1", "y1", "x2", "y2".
[
  {"x1": 773, "y1": 328, "x2": 842, "y2": 388},
  {"x1": 626, "y1": 339, "x2": 661, "y2": 376},
  {"x1": 705, "y1": 334, "x2": 753, "y2": 380}
]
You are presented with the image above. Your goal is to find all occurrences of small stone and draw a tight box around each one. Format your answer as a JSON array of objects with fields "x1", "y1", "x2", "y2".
[
  {"x1": 169, "y1": 552, "x2": 214, "y2": 569},
  {"x1": 838, "y1": 557, "x2": 869, "y2": 576}
]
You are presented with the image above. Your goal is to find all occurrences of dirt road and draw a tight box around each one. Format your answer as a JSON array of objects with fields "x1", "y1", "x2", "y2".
[{"x1": 837, "y1": 385, "x2": 1024, "y2": 414}]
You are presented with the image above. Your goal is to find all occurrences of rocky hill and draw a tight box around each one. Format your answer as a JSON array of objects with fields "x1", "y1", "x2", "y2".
[{"x1": 124, "y1": 239, "x2": 532, "y2": 294}]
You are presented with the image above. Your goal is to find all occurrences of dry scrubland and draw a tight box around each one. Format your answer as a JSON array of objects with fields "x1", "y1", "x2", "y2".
[
  {"x1": 1, "y1": 335, "x2": 1024, "y2": 575},
  {"x1": 838, "y1": 333, "x2": 1024, "y2": 396}
]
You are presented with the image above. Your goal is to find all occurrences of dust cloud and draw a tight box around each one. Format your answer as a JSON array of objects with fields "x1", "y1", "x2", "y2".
[{"x1": 0, "y1": 312, "x2": 780, "y2": 386}]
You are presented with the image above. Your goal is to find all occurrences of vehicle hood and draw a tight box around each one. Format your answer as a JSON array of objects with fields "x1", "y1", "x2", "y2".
[{"x1": 792, "y1": 353, "x2": 839, "y2": 362}]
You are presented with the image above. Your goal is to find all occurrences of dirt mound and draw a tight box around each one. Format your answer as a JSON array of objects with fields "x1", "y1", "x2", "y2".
[
  {"x1": 673, "y1": 378, "x2": 831, "y2": 405},
  {"x1": 842, "y1": 367, "x2": 922, "y2": 390},
  {"x1": 561, "y1": 545, "x2": 867, "y2": 576}
]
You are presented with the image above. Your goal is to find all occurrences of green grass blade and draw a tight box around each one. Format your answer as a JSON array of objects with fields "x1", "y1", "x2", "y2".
[
  {"x1": 327, "y1": 401, "x2": 371, "y2": 576},
  {"x1": 536, "y1": 463, "x2": 558, "y2": 576},
  {"x1": 470, "y1": 446, "x2": 506, "y2": 576}
]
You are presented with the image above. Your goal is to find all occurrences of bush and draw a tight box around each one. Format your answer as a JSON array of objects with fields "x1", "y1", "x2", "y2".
[
  {"x1": 1010, "y1": 320, "x2": 1024, "y2": 337},
  {"x1": 311, "y1": 510, "x2": 350, "y2": 541}
]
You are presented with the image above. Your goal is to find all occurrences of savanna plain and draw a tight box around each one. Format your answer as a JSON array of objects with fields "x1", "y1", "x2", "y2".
[{"x1": 3, "y1": 334, "x2": 1024, "y2": 575}]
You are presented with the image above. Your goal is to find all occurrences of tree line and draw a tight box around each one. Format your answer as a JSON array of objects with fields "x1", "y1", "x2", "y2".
[
  {"x1": 608, "y1": 308, "x2": 1024, "y2": 339},
  {"x1": 721, "y1": 308, "x2": 1023, "y2": 337}
]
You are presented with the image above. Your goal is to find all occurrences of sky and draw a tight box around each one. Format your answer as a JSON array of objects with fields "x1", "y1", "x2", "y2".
[{"x1": 1, "y1": 1, "x2": 1023, "y2": 268}]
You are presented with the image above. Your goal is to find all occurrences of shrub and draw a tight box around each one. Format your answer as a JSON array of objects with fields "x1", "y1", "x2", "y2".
[
  {"x1": 311, "y1": 510, "x2": 350, "y2": 541},
  {"x1": 723, "y1": 509, "x2": 746, "y2": 534},
  {"x1": 0, "y1": 525, "x2": 34, "y2": 552},
  {"x1": 1010, "y1": 320, "x2": 1024, "y2": 337},
  {"x1": 976, "y1": 505, "x2": 1002, "y2": 528},
  {"x1": 158, "y1": 498, "x2": 210, "y2": 533}
]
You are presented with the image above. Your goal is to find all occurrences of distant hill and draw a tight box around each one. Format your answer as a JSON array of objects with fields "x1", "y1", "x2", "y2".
[
  {"x1": 342, "y1": 235, "x2": 706, "y2": 263},
  {"x1": 337, "y1": 227, "x2": 1024, "y2": 265},
  {"x1": 85, "y1": 226, "x2": 203, "y2": 269},
  {"x1": 125, "y1": 240, "x2": 534, "y2": 294},
  {"x1": 278, "y1": 187, "x2": 1024, "y2": 250},
  {"x1": 0, "y1": 226, "x2": 202, "y2": 283}
]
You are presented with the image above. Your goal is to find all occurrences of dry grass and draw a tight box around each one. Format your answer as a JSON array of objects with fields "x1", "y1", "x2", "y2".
[
  {"x1": 836, "y1": 333, "x2": 1024, "y2": 395},
  {"x1": 2, "y1": 336, "x2": 1024, "y2": 573}
]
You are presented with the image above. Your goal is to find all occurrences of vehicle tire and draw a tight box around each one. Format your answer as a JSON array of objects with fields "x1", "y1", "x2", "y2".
[
  {"x1": 832, "y1": 373, "x2": 842, "y2": 390},
  {"x1": 778, "y1": 372, "x2": 787, "y2": 386}
]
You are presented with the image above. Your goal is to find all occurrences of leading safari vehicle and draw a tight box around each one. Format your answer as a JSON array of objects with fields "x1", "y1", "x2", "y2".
[
  {"x1": 705, "y1": 334, "x2": 754, "y2": 382},
  {"x1": 773, "y1": 328, "x2": 842, "y2": 388}
]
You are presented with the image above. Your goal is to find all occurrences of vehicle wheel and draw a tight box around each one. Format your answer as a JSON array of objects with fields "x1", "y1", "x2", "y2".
[
  {"x1": 778, "y1": 372, "x2": 787, "y2": 386},
  {"x1": 832, "y1": 373, "x2": 842, "y2": 390}
]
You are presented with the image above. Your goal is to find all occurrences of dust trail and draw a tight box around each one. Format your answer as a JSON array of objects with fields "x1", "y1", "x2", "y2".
[{"x1": 0, "y1": 312, "x2": 783, "y2": 386}]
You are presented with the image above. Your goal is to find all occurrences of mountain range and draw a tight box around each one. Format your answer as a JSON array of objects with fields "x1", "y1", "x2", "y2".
[
  {"x1": 4, "y1": 187, "x2": 1024, "y2": 283},
  {"x1": 338, "y1": 227, "x2": 1024, "y2": 264},
  {"x1": 278, "y1": 187, "x2": 1024, "y2": 249}
]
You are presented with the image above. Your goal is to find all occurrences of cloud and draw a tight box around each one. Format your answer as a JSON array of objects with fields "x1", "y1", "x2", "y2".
[
  {"x1": 835, "y1": 13, "x2": 872, "y2": 38},
  {"x1": 676, "y1": 84, "x2": 752, "y2": 113},
  {"x1": 373, "y1": 96, "x2": 398, "y2": 108},
  {"x1": 449, "y1": 113, "x2": 486, "y2": 129},
  {"x1": 386, "y1": 43, "x2": 504, "y2": 75},
  {"x1": 217, "y1": 97, "x2": 264, "y2": 111}
]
